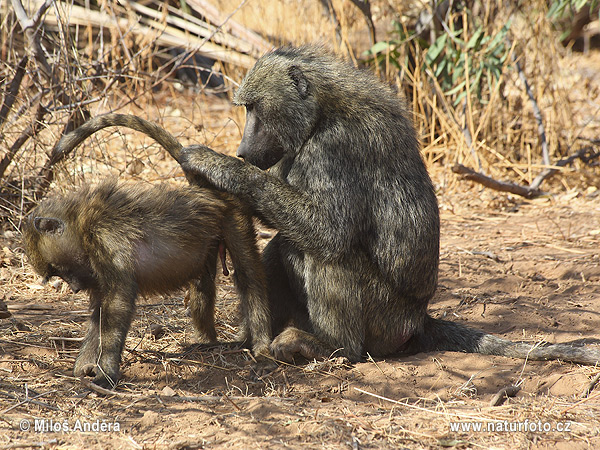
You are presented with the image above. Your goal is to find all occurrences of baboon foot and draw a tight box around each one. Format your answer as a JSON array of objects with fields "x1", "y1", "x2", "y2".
[
  {"x1": 74, "y1": 362, "x2": 120, "y2": 389},
  {"x1": 74, "y1": 353, "x2": 120, "y2": 389},
  {"x1": 270, "y1": 327, "x2": 327, "y2": 362},
  {"x1": 73, "y1": 349, "x2": 98, "y2": 377},
  {"x1": 74, "y1": 363, "x2": 97, "y2": 377}
]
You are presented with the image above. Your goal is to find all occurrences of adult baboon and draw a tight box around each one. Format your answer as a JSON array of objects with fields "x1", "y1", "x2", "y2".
[
  {"x1": 23, "y1": 117, "x2": 273, "y2": 388},
  {"x1": 174, "y1": 45, "x2": 600, "y2": 365}
]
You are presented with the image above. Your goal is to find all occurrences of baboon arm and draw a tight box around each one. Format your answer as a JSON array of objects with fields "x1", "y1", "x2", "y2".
[{"x1": 180, "y1": 145, "x2": 350, "y2": 259}]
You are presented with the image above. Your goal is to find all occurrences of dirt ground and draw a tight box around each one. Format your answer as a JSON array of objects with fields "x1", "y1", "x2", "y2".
[
  {"x1": 1, "y1": 23, "x2": 600, "y2": 448},
  {"x1": 0, "y1": 184, "x2": 599, "y2": 449}
]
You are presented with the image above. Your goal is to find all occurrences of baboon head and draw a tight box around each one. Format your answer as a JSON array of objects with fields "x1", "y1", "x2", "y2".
[
  {"x1": 233, "y1": 47, "x2": 323, "y2": 170},
  {"x1": 23, "y1": 212, "x2": 96, "y2": 293}
]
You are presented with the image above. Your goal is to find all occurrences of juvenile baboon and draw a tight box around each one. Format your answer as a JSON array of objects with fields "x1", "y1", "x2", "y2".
[
  {"x1": 24, "y1": 119, "x2": 272, "y2": 389},
  {"x1": 175, "y1": 45, "x2": 600, "y2": 365}
]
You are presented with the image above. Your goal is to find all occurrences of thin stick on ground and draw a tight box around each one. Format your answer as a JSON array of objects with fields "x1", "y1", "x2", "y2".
[{"x1": 581, "y1": 372, "x2": 600, "y2": 398}]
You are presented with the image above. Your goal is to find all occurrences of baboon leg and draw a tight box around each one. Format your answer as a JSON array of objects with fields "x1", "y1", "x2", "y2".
[
  {"x1": 222, "y1": 211, "x2": 271, "y2": 357},
  {"x1": 74, "y1": 286, "x2": 136, "y2": 388},
  {"x1": 262, "y1": 234, "x2": 311, "y2": 336},
  {"x1": 271, "y1": 259, "x2": 365, "y2": 362},
  {"x1": 188, "y1": 245, "x2": 218, "y2": 343},
  {"x1": 74, "y1": 295, "x2": 102, "y2": 378}
]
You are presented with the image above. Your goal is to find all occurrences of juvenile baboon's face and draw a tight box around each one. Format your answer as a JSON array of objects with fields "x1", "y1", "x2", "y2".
[{"x1": 24, "y1": 216, "x2": 97, "y2": 293}]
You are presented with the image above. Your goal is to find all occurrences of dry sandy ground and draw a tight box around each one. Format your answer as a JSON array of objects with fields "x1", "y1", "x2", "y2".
[{"x1": 1, "y1": 186, "x2": 599, "y2": 450}]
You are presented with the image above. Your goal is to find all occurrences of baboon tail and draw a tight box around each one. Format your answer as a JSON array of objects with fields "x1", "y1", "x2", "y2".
[
  {"x1": 56, "y1": 113, "x2": 183, "y2": 161},
  {"x1": 409, "y1": 316, "x2": 600, "y2": 365}
]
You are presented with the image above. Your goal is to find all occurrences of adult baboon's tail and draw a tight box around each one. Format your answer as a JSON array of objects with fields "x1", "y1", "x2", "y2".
[
  {"x1": 56, "y1": 113, "x2": 184, "y2": 162},
  {"x1": 408, "y1": 316, "x2": 600, "y2": 365}
]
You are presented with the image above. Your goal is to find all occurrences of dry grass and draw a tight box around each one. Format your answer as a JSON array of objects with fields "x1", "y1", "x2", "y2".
[{"x1": 1, "y1": 1, "x2": 600, "y2": 448}]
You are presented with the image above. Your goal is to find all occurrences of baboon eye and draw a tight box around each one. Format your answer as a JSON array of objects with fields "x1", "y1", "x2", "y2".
[{"x1": 245, "y1": 103, "x2": 255, "y2": 113}]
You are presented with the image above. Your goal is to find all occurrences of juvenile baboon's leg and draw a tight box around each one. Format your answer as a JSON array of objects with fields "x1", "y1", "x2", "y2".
[
  {"x1": 74, "y1": 292, "x2": 102, "y2": 378},
  {"x1": 222, "y1": 210, "x2": 271, "y2": 357},
  {"x1": 74, "y1": 285, "x2": 136, "y2": 388},
  {"x1": 188, "y1": 244, "x2": 219, "y2": 343}
]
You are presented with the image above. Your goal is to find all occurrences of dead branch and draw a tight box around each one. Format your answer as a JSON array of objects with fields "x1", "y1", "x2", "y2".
[
  {"x1": 582, "y1": 372, "x2": 600, "y2": 398},
  {"x1": 0, "y1": 101, "x2": 47, "y2": 181},
  {"x1": 452, "y1": 164, "x2": 542, "y2": 198},
  {"x1": 79, "y1": 378, "x2": 292, "y2": 403},
  {"x1": 8, "y1": 0, "x2": 91, "y2": 199},
  {"x1": 320, "y1": 0, "x2": 343, "y2": 46},
  {"x1": 34, "y1": 108, "x2": 90, "y2": 200},
  {"x1": 10, "y1": 0, "x2": 53, "y2": 78},
  {"x1": 530, "y1": 146, "x2": 600, "y2": 190},
  {"x1": 453, "y1": 147, "x2": 599, "y2": 198},
  {"x1": 0, "y1": 55, "x2": 28, "y2": 132},
  {"x1": 185, "y1": 0, "x2": 271, "y2": 56},
  {"x1": 348, "y1": 0, "x2": 377, "y2": 46},
  {"x1": 41, "y1": 2, "x2": 256, "y2": 68}
]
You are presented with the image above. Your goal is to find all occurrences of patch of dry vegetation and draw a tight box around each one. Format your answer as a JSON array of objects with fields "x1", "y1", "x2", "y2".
[{"x1": 1, "y1": 1, "x2": 600, "y2": 449}]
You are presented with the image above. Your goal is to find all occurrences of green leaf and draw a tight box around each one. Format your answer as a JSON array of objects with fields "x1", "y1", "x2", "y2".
[
  {"x1": 369, "y1": 41, "x2": 392, "y2": 55},
  {"x1": 435, "y1": 58, "x2": 448, "y2": 78},
  {"x1": 426, "y1": 34, "x2": 448, "y2": 65},
  {"x1": 466, "y1": 27, "x2": 484, "y2": 50},
  {"x1": 446, "y1": 80, "x2": 466, "y2": 96}
]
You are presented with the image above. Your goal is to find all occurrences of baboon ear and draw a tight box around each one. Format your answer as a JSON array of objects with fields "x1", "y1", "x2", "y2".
[
  {"x1": 289, "y1": 65, "x2": 309, "y2": 99},
  {"x1": 33, "y1": 217, "x2": 65, "y2": 235}
]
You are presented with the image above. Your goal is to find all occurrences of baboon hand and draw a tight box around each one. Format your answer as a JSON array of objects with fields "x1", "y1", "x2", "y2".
[
  {"x1": 178, "y1": 145, "x2": 219, "y2": 188},
  {"x1": 178, "y1": 145, "x2": 217, "y2": 170}
]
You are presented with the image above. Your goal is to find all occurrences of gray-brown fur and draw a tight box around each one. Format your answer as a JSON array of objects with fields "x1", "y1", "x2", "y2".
[
  {"x1": 175, "y1": 44, "x2": 600, "y2": 366},
  {"x1": 24, "y1": 117, "x2": 272, "y2": 388}
]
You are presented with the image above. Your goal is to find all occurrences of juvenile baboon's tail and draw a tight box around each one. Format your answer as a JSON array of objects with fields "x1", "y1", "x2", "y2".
[
  {"x1": 56, "y1": 113, "x2": 184, "y2": 162},
  {"x1": 408, "y1": 316, "x2": 600, "y2": 365}
]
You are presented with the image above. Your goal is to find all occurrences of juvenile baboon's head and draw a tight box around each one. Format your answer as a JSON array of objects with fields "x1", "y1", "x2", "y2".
[{"x1": 23, "y1": 201, "x2": 96, "y2": 293}]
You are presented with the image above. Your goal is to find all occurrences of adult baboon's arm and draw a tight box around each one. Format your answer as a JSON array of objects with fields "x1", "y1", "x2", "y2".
[{"x1": 180, "y1": 145, "x2": 353, "y2": 259}]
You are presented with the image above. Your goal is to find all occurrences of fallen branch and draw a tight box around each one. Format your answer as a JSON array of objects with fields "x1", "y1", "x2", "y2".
[
  {"x1": 40, "y1": 2, "x2": 256, "y2": 68},
  {"x1": 453, "y1": 147, "x2": 600, "y2": 198},
  {"x1": 560, "y1": 389, "x2": 600, "y2": 415},
  {"x1": 452, "y1": 164, "x2": 542, "y2": 198},
  {"x1": 79, "y1": 378, "x2": 292, "y2": 403},
  {"x1": 529, "y1": 146, "x2": 600, "y2": 190}
]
